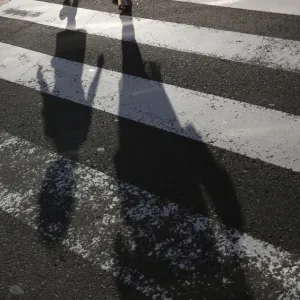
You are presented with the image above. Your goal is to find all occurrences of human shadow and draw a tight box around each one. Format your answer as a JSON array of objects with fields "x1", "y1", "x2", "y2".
[
  {"x1": 36, "y1": 0, "x2": 103, "y2": 244},
  {"x1": 114, "y1": 9, "x2": 252, "y2": 300}
]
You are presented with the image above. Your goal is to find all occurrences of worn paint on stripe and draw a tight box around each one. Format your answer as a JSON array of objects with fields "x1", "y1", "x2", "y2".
[
  {"x1": 1, "y1": 0, "x2": 300, "y2": 72},
  {"x1": 0, "y1": 131, "x2": 300, "y2": 299},
  {"x1": 0, "y1": 42, "x2": 300, "y2": 172},
  {"x1": 173, "y1": 0, "x2": 300, "y2": 16}
]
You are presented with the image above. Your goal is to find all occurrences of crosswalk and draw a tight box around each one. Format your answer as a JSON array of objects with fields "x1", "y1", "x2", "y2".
[
  {"x1": 172, "y1": 0, "x2": 300, "y2": 16},
  {"x1": 1, "y1": 0, "x2": 300, "y2": 299},
  {"x1": 2, "y1": 0, "x2": 300, "y2": 72}
]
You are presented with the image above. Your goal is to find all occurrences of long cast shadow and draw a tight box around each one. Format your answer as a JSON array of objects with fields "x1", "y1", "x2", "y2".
[
  {"x1": 114, "y1": 9, "x2": 252, "y2": 300},
  {"x1": 37, "y1": 0, "x2": 103, "y2": 244}
]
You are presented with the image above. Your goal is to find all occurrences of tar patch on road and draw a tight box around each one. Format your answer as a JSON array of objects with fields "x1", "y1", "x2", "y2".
[{"x1": 4, "y1": 8, "x2": 42, "y2": 17}]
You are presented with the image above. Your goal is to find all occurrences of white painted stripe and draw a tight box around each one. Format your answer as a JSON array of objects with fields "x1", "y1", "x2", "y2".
[
  {"x1": 0, "y1": 131, "x2": 300, "y2": 299},
  {"x1": 1, "y1": 0, "x2": 300, "y2": 72},
  {"x1": 173, "y1": 0, "x2": 300, "y2": 16},
  {"x1": 1, "y1": 42, "x2": 300, "y2": 172}
]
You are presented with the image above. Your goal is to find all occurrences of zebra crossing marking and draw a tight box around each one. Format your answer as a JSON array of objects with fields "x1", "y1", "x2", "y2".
[
  {"x1": 172, "y1": 0, "x2": 300, "y2": 16},
  {"x1": 0, "y1": 131, "x2": 299, "y2": 299},
  {"x1": 1, "y1": 0, "x2": 300, "y2": 72},
  {"x1": 1, "y1": 42, "x2": 300, "y2": 172}
]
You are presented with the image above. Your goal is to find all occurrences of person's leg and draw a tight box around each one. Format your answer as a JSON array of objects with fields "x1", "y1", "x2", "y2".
[
  {"x1": 118, "y1": 0, "x2": 131, "y2": 10},
  {"x1": 72, "y1": 0, "x2": 79, "y2": 7}
]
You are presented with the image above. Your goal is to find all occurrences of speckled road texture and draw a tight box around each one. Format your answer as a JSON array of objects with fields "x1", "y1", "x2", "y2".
[{"x1": 1, "y1": 0, "x2": 300, "y2": 299}]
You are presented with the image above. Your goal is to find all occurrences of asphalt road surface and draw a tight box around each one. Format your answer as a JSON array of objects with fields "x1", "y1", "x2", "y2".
[{"x1": 1, "y1": 0, "x2": 300, "y2": 299}]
